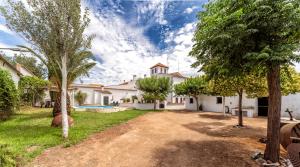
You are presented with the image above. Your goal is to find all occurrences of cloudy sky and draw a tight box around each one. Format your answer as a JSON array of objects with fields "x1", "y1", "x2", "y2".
[{"x1": 0, "y1": 0, "x2": 208, "y2": 85}]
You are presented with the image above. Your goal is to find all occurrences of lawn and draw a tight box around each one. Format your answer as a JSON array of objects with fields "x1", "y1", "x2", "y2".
[{"x1": 0, "y1": 106, "x2": 150, "y2": 165}]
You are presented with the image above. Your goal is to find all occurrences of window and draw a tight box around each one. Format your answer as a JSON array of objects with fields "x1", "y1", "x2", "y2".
[
  {"x1": 154, "y1": 68, "x2": 157, "y2": 73},
  {"x1": 190, "y1": 98, "x2": 194, "y2": 104},
  {"x1": 216, "y1": 97, "x2": 222, "y2": 104},
  {"x1": 164, "y1": 68, "x2": 166, "y2": 73}
]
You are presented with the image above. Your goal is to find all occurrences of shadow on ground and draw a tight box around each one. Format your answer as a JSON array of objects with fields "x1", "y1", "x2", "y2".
[
  {"x1": 198, "y1": 113, "x2": 232, "y2": 120},
  {"x1": 183, "y1": 121, "x2": 265, "y2": 138},
  {"x1": 153, "y1": 140, "x2": 257, "y2": 167}
]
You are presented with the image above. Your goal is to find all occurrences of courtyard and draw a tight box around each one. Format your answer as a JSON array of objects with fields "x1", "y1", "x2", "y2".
[{"x1": 30, "y1": 111, "x2": 275, "y2": 167}]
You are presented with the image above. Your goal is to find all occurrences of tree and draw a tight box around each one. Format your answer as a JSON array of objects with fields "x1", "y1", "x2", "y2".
[
  {"x1": 0, "y1": 69, "x2": 19, "y2": 120},
  {"x1": 136, "y1": 76, "x2": 171, "y2": 110},
  {"x1": 209, "y1": 73, "x2": 266, "y2": 126},
  {"x1": 1, "y1": 0, "x2": 93, "y2": 138},
  {"x1": 13, "y1": 54, "x2": 47, "y2": 78},
  {"x1": 174, "y1": 76, "x2": 208, "y2": 111},
  {"x1": 19, "y1": 76, "x2": 49, "y2": 106},
  {"x1": 74, "y1": 91, "x2": 87, "y2": 106},
  {"x1": 190, "y1": 0, "x2": 300, "y2": 162}
]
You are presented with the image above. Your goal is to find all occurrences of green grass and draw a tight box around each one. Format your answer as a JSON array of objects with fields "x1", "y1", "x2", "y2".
[{"x1": 0, "y1": 106, "x2": 151, "y2": 165}]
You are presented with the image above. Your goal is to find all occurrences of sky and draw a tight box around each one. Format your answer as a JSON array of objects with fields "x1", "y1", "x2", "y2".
[{"x1": 0, "y1": 0, "x2": 208, "y2": 85}]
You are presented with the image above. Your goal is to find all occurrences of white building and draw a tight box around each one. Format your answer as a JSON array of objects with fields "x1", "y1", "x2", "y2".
[
  {"x1": 0, "y1": 56, "x2": 22, "y2": 86},
  {"x1": 185, "y1": 93, "x2": 300, "y2": 119},
  {"x1": 0, "y1": 56, "x2": 34, "y2": 87},
  {"x1": 67, "y1": 63, "x2": 187, "y2": 108},
  {"x1": 149, "y1": 63, "x2": 186, "y2": 104}
]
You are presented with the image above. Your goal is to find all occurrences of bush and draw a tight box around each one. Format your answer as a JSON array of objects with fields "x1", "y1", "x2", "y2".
[
  {"x1": 19, "y1": 76, "x2": 48, "y2": 106},
  {"x1": 0, "y1": 144, "x2": 16, "y2": 167},
  {"x1": 74, "y1": 91, "x2": 87, "y2": 106},
  {"x1": 0, "y1": 69, "x2": 19, "y2": 120}
]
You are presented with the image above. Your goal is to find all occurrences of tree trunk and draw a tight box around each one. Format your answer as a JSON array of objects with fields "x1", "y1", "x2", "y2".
[
  {"x1": 195, "y1": 96, "x2": 199, "y2": 111},
  {"x1": 52, "y1": 92, "x2": 71, "y2": 117},
  {"x1": 238, "y1": 90, "x2": 243, "y2": 126},
  {"x1": 61, "y1": 55, "x2": 69, "y2": 139},
  {"x1": 223, "y1": 96, "x2": 225, "y2": 115},
  {"x1": 264, "y1": 65, "x2": 281, "y2": 162}
]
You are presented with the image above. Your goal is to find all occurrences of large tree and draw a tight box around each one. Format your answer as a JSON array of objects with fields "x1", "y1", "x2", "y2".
[
  {"x1": 174, "y1": 76, "x2": 208, "y2": 111},
  {"x1": 209, "y1": 73, "x2": 266, "y2": 126},
  {"x1": 190, "y1": 0, "x2": 300, "y2": 162},
  {"x1": 136, "y1": 76, "x2": 171, "y2": 110},
  {"x1": 1, "y1": 0, "x2": 93, "y2": 138}
]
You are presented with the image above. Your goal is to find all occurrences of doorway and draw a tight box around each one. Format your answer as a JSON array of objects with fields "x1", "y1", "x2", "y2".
[
  {"x1": 103, "y1": 96, "x2": 109, "y2": 106},
  {"x1": 258, "y1": 97, "x2": 268, "y2": 116}
]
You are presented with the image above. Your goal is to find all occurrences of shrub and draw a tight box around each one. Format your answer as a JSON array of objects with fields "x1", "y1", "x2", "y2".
[
  {"x1": 19, "y1": 76, "x2": 49, "y2": 106},
  {"x1": 0, "y1": 69, "x2": 19, "y2": 120},
  {"x1": 0, "y1": 144, "x2": 16, "y2": 167},
  {"x1": 74, "y1": 91, "x2": 87, "y2": 106}
]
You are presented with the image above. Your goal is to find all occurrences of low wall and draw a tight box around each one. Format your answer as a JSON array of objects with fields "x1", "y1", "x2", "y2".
[
  {"x1": 166, "y1": 104, "x2": 185, "y2": 110},
  {"x1": 133, "y1": 103, "x2": 157, "y2": 110},
  {"x1": 231, "y1": 108, "x2": 256, "y2": 118}
]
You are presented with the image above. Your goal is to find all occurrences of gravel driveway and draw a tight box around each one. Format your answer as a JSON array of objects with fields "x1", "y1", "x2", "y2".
[{"x1": 31, "y1": 111, "x2": 268, "y2": 167}]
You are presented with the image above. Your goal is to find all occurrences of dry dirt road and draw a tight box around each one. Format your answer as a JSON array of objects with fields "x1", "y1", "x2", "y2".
[{"x1": 31, "y1": 111, "x2": 269, "y2": 167}]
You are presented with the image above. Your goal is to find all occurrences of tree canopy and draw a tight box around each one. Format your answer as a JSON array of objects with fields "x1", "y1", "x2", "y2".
[
  {"x1": 174, "y1": 76, "x2": 208, "y2": 111},
  {"x1": 136, "y1": 76, "x2": 171, "y2": 110},
  {"x1": 0, "y1": 69, "x2": 19, "y2": 120},
  {"x1": 19, "y1": 76, "x2": 49, "y2": 106},
  {"x1": 14, "y1": 54, "x2": 47, "y2": 78},
  {"x1": 1, "y1": 0, "x2": 94, "y2": 138},
  {"x1": 190, "y1": 0, "x2": 300, "y2": 162}
]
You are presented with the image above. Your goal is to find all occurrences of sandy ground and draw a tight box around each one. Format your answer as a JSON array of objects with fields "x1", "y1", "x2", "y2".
[{"x1": 30, "y1": 111, "x2": 272, "y2": 167}]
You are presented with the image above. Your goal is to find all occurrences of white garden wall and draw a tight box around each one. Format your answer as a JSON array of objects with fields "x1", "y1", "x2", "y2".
[{"x1": 133, "y1": 103, "x2": 158, "y2": 110}]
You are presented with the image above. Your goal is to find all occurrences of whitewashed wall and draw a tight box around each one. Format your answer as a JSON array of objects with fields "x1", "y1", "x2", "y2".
[
  {"x1": 133, "y1": 103, "x2": 159, "y2": 110},
  {"x1": 0, "y1": 59, "x2": 20, "y2": 87},
  {"x1": 71, "y1": 88, "x2": 113, "y2": 106},
  {"x1": 223, "y1": 95, "x2": 258, "y2": 117},
  {"x1": 282, "y1": 93, "x2": 300, "y2": 119},
  {"x1": 106, "y1": 89, "x2": 138, "y2": 103},
  {"x1": 185, "y1": 94, "x2": 257, "y2": 114}
]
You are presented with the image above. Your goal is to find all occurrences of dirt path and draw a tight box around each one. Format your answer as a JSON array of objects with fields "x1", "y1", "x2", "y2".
[{"x1": 31, "y1": 111, "x2": 269, "y2": 167}]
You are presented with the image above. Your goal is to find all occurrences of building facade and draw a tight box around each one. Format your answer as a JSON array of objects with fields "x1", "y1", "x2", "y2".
[{"x1": 185, "y1": 93, "x2": 300, "y2": 119}]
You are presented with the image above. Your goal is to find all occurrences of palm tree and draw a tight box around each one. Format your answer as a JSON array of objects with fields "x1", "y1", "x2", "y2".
[{"x1": 19, "y1": 46, "x2": 95, "y2": 116}]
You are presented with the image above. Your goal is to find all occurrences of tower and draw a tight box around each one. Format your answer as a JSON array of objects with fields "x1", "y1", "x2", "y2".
[{"x1": 150, "y1": 63, "x2": 169, "y2": 76}]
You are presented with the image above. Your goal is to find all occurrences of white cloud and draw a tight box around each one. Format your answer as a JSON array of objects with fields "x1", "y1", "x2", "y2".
[
  {"x1": 77, "y1": 6, "x2": 169, "y2": 85},
  {"x1": 184, "y1": 6, "x2": 198, "y2": 14},
  {"x1": 163, "y1": 22, "x2": 199, "y2": 76},
  {"x1": 136, "y1": 0, "x2": 168, "y2": 25},
  {"x1": 0, "y1": 24, "x2": 14, "y2": 35},
  {"x1": 77, "y1": 5, "x2": 199, "y2": 85}
]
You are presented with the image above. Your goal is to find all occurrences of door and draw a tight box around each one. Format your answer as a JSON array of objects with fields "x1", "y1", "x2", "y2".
[
  {"x1": 258, "y1": 97, "x2": 268, "y2": 116},
  {"x1": 103, "y1": 96, "x2": 109, "y2": 106}
]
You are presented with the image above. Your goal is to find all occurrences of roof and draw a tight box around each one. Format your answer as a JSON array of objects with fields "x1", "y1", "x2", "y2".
[
  {"x1": 0, "y1": 55, "x2": 22, "y2": 76},
  {"x1": 16, "y1": 63, "x2": 35, "y2": 76},
  {"x1": 95, "y1": 89, "x2": 112, "y2": 94},
  {"x1": 70, "y1": 83, "x2": 104, "y2": 89},
  {"x1": 150, "y1": 63, "x2": 169, "y2": 69},
  {"x1": 169, "y1": 72, "x2": 186, "y2": 78},
  {"x1": 104, "y1": 81, "x2": 137, "y2": 91}
]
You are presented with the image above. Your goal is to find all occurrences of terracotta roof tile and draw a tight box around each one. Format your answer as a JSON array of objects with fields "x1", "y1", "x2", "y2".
[{"x1": 150, "y1": 63, "x2": 169, "y2": 69}]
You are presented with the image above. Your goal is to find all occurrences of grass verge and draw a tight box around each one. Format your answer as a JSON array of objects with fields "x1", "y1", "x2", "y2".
[{"x1": 0, "y1": 106, "x2": 150, "y2": 165}]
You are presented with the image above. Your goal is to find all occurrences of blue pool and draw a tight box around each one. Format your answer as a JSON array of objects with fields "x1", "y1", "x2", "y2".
[{"x1": 76, "y1": 106, "x2": 113, "y2": 109}]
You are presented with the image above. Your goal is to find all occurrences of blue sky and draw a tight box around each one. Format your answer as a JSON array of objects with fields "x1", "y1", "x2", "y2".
[{"x1": 0, "y1": 0, "x2": 202, "y2": 84}]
